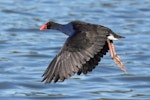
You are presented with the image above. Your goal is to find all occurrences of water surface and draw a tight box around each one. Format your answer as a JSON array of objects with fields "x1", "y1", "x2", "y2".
[{"x1": 0, "y1": 0, "x2": 150, "y2": 100}]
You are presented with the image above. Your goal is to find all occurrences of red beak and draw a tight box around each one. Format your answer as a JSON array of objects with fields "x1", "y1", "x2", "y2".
[{"x1": 40, "y1": 24, "x2": 47, "y2": 30}]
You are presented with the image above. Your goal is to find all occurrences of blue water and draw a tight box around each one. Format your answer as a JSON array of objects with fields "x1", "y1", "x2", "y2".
[{"x1": 0, "y1": 0, "x2": 150, "y2": 100}]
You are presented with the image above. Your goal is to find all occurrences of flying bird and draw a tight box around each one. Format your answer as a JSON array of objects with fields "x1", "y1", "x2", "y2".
[{"x1": 40, "y1": 20, "x2": 126, "y2": 83}]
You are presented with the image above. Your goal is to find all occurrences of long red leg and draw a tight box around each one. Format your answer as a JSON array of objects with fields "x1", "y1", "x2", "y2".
[{"x1": 107, "y1": 39, "x2": 126, "y2": 72}]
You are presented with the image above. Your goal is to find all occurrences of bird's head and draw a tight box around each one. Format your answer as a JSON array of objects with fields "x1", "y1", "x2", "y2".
[{"x1": 40, "y1": 21, "x2": 57, "y2": 30}]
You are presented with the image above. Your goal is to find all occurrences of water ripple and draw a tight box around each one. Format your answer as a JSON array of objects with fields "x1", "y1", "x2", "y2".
[{"x1": 0, "y1": 0, "x2": 150, "y2": 100}]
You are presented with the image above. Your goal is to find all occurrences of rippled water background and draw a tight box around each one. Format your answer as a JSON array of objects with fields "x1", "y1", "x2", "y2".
[{"x1": 0, "y1": 0, "x2": 150, "y2": 100}]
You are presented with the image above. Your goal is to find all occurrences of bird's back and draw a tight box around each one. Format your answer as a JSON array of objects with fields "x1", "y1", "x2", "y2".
[{"x1": 71, "y1": 20, "x2": 124, "y2": 39}]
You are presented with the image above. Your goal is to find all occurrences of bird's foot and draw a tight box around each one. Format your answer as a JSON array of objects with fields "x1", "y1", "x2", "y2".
[
  {"x1": 112, "y1": 54, "x2": 126, "y2": 72},
  {"x1": 107, "y1": 39, "x2": 126, "y2": 72}
]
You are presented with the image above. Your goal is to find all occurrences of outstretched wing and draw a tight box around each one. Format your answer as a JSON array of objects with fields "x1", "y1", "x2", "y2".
[
  {"x1": 77, "y1": 42, "x2": 109, "y2": 75},
  {"x1": 42, "y1": 30, "x2": 108, "y2": 83}
]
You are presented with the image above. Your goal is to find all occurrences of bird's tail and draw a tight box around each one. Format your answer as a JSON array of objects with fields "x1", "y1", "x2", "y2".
[{"x1": 112, "y1": 32, "x2": 125, "y2": 39}]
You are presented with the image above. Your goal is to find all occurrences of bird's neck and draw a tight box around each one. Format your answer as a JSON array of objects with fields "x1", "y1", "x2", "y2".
[{"x1": 52, "y1": 23, "x2": 75, "y2": 36}]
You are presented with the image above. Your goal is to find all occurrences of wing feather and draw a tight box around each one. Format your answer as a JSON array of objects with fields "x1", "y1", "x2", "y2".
[{"x1": 42, "y1": 29, "x2": 108, "y2": 83}]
